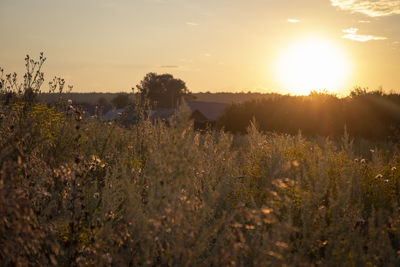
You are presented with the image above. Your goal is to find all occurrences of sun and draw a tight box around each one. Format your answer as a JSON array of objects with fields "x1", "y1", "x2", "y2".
[{"x1": 275, "y1": 37, "x2": 351, "y2": 95}]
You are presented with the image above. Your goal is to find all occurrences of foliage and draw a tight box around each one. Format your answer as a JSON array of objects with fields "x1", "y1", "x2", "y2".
[
  {"x1": 136, "y1": 72, "x2": 190, "y2": 109},
  {"x1": 0, "y1": 53, "x2": 45, "y2": 104},
  {"x1": 218, "y1": 89, "x2": 400, "y2": 140},
  {"x1": 97, "y1": 96, "x2": 110, "y2": 107},
  {"x1": 110, "y1": 93, "x2": 130, "y2": 109},
  {"x1": 2, "y1": 55, "x2": 400, "y2": 266}
]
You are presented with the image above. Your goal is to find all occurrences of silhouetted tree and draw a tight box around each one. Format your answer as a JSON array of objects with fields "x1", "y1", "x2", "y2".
[
  {"x1": 98, "y1": 97, "x2": 110, "y2": 107},
  {"x1": 217, "y1": 89, "x2": 400, "y2": 140},
  {"x1": 136, "y1": 73, "x2": 190, "y2": 109},
  {"x1": 111, "y1": 94, "x2": 130, "y2": 109}
]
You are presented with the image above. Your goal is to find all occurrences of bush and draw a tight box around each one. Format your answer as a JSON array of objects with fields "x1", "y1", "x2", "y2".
[{"x1": 111, "y1": 94, "x2": 130, "y2": 109}]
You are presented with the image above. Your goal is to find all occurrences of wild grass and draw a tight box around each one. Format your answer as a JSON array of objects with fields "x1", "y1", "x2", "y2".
[{"x1": 1, "y1": 55, "x2": 400, "y2": 266}]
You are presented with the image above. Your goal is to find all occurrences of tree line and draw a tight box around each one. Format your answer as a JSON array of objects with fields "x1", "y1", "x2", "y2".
[{"x1": 217, "y1": 89, "x2": 400, "y2": 141}]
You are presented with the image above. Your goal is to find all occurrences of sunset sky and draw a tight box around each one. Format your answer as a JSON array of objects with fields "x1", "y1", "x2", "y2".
[{"x1": 1, "y1": 0, "x2": 400, "y2": 95}]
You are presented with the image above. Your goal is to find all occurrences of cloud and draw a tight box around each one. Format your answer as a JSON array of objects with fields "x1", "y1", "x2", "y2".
[
  {"x1": 358, "y1": 20, "x2": 371, "y2": 23},
  {"x1": 343, "y1": 27, "x2": 359, "y2": 34},
  {"x1": 186, "y1": 22, "x2": 199, "y2": 26},
  {"x1": 342, "y1": 27, "x2": 387, "y2": 41},
  {"x1": 331, "y1": 0, "x2": 400, "y2": 17},
  {"x1": 287, "y1": 19, "x2": 300, "y2": 23}
]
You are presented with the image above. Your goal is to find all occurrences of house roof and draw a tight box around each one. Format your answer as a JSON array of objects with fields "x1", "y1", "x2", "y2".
[
  {"x1": 186, "y1": 101, "x2": 229, "y2": 121},
  {"x1": 101, "y1": 101, "x2": 229, "y2": 123},
  {"x1": 103, "y1": 108, "x2": 125, "y2": 120}
]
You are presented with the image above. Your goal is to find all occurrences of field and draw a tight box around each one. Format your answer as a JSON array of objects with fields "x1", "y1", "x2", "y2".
[
  {"x1": 2, "y1": 0, "x2": 400, "y2": 264},
  {"x1": 1, "y1": 91, "x2": 400, "y2": 266},
  {"x1": 2, "y1": 56, "x2": 400, "y2": 266}
]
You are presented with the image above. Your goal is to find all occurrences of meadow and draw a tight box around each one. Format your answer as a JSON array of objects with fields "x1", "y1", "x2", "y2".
[{"x1": 1, "y1": 57, "x2": 400, "y2": 266}]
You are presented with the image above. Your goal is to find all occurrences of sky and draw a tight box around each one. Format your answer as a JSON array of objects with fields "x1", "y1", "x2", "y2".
[{"x1": 0, "y1": 0, "x2": 399, "y2": 95}]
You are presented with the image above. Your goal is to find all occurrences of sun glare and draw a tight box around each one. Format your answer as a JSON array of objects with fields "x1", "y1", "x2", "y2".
[{"x1": 276, "y1": 38, "x2": 351, "y2": 95}]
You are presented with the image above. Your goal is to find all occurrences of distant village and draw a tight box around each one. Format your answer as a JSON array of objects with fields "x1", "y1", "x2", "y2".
[
  {"x1": 39, "y1": 92, "x2": 233, "y2": 129},
  {"x1": 102, "y1": 100, "x2": 228, "y2": 129},
  {"x1": 39, "y1": 91, "x2": 278, "y2": 129}
]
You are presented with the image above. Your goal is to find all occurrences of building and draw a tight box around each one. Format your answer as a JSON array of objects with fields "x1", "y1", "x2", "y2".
[{"x1": 102, "y1": 101, "x2": 229, "y2": 129}]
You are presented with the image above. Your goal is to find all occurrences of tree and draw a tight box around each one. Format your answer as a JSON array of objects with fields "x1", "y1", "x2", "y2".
[
  {"x1": 111, "y1": 94, "x2": 130, "y2": 109},
  {"x1": 98, "y1": 97, "x2": 110, "y2": 107},
  {"x1": 136, "y1": 73, "x2": 190, "y2": 109}
]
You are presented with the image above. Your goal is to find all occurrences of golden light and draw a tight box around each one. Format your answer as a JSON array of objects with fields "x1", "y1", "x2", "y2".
[{"x1": 276, "y1": 37, "x2": 351, "y2": 95}]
